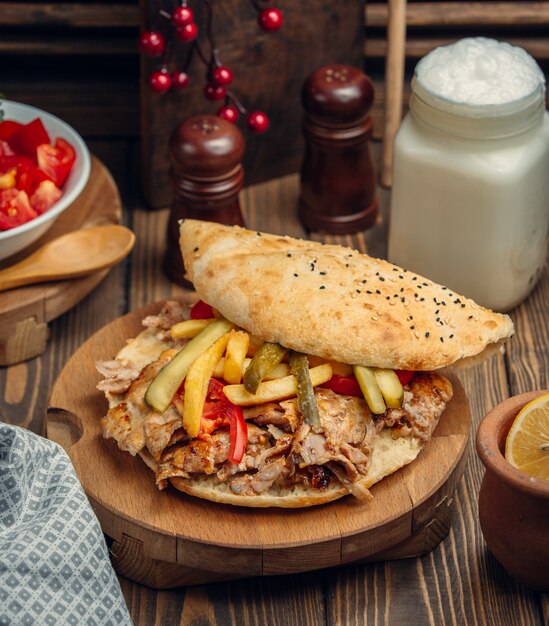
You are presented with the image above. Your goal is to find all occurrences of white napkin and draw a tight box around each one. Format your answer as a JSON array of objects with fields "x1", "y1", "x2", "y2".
[{"x1": 0, "y1": 423, "x2": 133, "y2": 626}]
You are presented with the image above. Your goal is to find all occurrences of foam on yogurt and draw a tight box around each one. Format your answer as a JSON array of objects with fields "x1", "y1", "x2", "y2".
[{"x1": 415, "y1": 37, "x2": 545, "y2": 105}]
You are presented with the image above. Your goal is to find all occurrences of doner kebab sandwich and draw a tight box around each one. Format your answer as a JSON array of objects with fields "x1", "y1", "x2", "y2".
[{"x1": 96, "y1": 219, "x2": 514, "y2": 507}]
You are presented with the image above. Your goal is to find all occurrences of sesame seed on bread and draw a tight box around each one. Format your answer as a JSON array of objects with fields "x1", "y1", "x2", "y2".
[{"x1": 179, "y1": 220, "x2": 514, "y2": 371}]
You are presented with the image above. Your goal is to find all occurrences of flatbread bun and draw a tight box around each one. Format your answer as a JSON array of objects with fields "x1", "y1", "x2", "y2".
[
  {"x1": 180, "y1": 219, "x2": 514, "y2": 371},
  {"x1": 169, "y1": 431, "x2": 421, "y2": 508}
]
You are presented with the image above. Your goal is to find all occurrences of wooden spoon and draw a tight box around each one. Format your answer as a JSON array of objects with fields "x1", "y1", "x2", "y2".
[{"x1": 0, "y1": 224, "x2": 135, "y2": 292}]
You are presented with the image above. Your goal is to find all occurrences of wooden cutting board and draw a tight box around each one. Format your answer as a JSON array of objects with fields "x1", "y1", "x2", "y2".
[
  {"x1": 0, "y1": 156, "x2": 122, "y2": 366},
  {"x1": 46, "y1": 298, "x2": 471, "y2": 589}
]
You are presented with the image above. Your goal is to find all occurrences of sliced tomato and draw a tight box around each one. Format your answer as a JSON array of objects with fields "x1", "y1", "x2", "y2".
[
  {"x1": 0, "y1": 168, "x2": 17, "y2": 190},
  {"x1": 0, "y1": 120, "x2": 22, "y2": 141},
  {"x1": 395, "y1": 370, "x2": 415, "y2": 386},
  {"x1": 30, "y1": 180, "x2": 62, "y2": 214},
  {"x1": 0, "y1": 189, "x2": 38, "y2": 230},
  {"x1": 321, "y1": 374, "x2": 363, "y2": 397},
  {"x1": 36, "y1": 138, "x2": 76, "y2": 187},
  {"x1": 190, "y1": 299, "x2": 215, "y2": 320},
  {"x1": 8, "y1": 118, "x2": 51, "y2": 160},
  {"x1": 0, "y1": 140, "x2": 15, "y2": 157},
  {"x1": 0, "y1": 155, "x2": 51, "y2": 195}
]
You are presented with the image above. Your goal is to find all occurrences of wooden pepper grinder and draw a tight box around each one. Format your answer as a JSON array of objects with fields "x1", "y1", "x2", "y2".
[
  {"x1": 164, "y1": 114, "x2": 245, "y2": 286},
  {"x1": 299, "y1": 64, "x2": 378, "y2": 234}
]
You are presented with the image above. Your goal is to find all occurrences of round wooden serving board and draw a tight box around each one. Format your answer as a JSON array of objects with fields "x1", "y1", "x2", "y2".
[
  {"x1": 47, "y1": 300, "x2": 471, "y2": 589},
  {"x1": 0, "y1": 156, "x2": 122, "y2": 366}
]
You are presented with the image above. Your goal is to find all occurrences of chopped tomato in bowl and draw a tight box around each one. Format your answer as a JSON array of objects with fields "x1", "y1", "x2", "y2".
[{"x1": 0, "y1": 100, "x2": 90, "y2": 262}]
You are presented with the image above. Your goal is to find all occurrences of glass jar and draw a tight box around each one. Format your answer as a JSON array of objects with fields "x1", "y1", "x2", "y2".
[{"x1": 388, "y1": 52, "x2": 549, "y2": 312}]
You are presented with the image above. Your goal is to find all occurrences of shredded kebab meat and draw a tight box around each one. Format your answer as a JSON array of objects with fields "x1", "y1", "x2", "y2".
[{"x1": 96, "y1": 334, "x2": 453, "y2": 500}]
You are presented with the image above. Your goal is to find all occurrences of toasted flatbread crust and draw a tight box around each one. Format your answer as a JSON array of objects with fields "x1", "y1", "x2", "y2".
[
  {"x1": 180, "y1": 220, "x2": 514, "y2": 370},
  {"x1": 170, "y1": 431, "x2": 422, "y2": 508}
]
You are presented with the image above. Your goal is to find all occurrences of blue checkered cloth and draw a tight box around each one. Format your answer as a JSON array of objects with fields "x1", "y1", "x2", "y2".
[{"x1": 0, "y1": 423, "x2": 133, "y2": 626}]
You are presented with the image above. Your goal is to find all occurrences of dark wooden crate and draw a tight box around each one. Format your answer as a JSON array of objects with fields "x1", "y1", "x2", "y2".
[{"x1": 139, "y1": 0, "x2": 367, "y2": 209}]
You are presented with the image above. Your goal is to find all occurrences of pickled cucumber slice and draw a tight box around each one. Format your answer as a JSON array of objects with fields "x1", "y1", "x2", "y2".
[
  {"x1": 145, "y1": 318, "x2": 234, "y2": 413},
  {"x1": 374, "y1": 368, "x2": 404, "y2": 408},
  {"x1": 290, "y1": 351, "x2": 321, "y2": 428},
  {"x1": 243, "y1": 342, "x2": 288, "y2": 394},
  {"x1": 353, "y1": 365, "x2": 386, "y2": 414}
]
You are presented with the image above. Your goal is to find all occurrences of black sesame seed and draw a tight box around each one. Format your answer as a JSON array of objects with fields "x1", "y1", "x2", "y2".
[
  {"x1": 425, "y1": 332, "x2": 430, "y2": 338},
  {"x1": 410, "y1": 325, "x2": 415, "y2": 329},
  {"x1": 442, "y1": 301, "x2": 446, "y2": 306},
  {"x1": 379, "y1": 277, "x2": 385, "y2": 282},
  {"x1": 257, "y1": 232, "x2": 262, "y2": 236},
  {"x1": 194, "y1": 247, "x2": 199, "y2": 252},
  {"x1": 376, "y1": 289, "x2": 381, "y2": 295},
  {"x1": 449, "y1": 334, "x2": 454, "y2": 338},
  {"x1": 386, "y1": 296, "x2": 390, "y2": 300},
  {"x1": 287, "y1": 253, "x2": 292, "y2": 257},
  {"x1": 461, "y1": 303, "x2": 466, "y2": 308},
  {"x1": 356, "y1": 289, "x2": 361, "y2": 293},
  {"x1": 366, "y1": 290, "x2": 372, "y2": 294},
  {"x1": 400, "y1": 287, "x2": 404, "y2": 292},
  {"x1": 319, "y1": 285, "x2": 325, "y2": 289},
  {"x1": 435, "y1": 309, "x2": 439, "y2": 315},
  {"x1": 399, "y1": 275, "x2": 404, "y2": 279},
  {"x1": 412, "y1": 276, "x2": 417, "y2": 281},
  {"x1": 401, "y1": 297, "x2": 406, "y2": 302},
  {"x1": 468, "y1": 315, "x2": 473, "y2": 319},
  {"x1": 394, "y1": 294, "x2": 398, "y2": 298},
  {"x1": 320, "y1": 271, "x2": 326, "y2": 276},
  {"x1": 422, "y1": 282, "x2": 428, "y2": 287},
  {"x1": 440, "y1": 337, "x2": 444, "y2": 342},
  {"x1": 420, "y1": 297, "x2": 425, "y2": 301},
  {"x1": 293, "y1": 273, "x2": 298, "y2": 277},
  {"x1": 345, "y1": 263, "x2": 349, "y2": 268}
]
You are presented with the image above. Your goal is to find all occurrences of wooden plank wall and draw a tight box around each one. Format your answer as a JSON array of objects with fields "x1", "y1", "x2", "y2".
[{"x1": 1, "y1": 1, "x2": 548, "y2": 156}]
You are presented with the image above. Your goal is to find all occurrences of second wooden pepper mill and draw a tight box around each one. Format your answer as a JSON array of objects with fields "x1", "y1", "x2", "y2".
[
  {"x1": 299, "y1": 64, "x2": 378, "y2": 234},
  {"x1": 164, "y1": 114, "x2": 245, "y2": 286}
]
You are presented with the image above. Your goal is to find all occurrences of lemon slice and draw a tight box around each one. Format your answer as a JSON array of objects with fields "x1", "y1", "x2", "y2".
[{"x1": 505, "y1": 392, "x2": 549, "y2": 480}]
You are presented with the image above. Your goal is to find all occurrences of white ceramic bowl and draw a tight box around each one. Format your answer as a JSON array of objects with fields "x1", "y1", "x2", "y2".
[{"x1": 0, "y1": 100, "x2": 91, "y2": 262}]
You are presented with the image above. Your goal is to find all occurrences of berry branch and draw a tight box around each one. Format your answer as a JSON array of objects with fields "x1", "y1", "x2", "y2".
[{"x1": 138, "y1": 0, "x2": 284, "y2": 134}]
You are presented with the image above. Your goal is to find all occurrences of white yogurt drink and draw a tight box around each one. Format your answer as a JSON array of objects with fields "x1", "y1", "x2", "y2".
[{"x1": 388, "y1": 38, "x2": 549, "y2": 312}]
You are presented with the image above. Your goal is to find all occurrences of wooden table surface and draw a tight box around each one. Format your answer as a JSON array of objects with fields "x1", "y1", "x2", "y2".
[{"x1": 1, "y1": 141, "x2": 548, "y2": 626}]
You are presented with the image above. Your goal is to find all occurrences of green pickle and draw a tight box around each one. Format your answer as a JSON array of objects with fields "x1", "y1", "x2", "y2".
[
  {"x1": 243, "y1": 342, "x2": 288, "y2": 393},
  {"x1": 290, "y1": 351, "x2": 321, "y2": 428},
  {"x1": 353, "y1": 365, "x2": 387, "y2": 414},
  {"x1": 145, "y1": 318, "x2": 234, "y2": 413}
]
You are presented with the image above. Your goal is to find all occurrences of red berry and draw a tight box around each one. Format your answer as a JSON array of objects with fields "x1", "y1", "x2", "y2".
[
  {"x1": 217, "y1": 105, "x2": 239, "y2": 123},
  {"x1": 172, "y1": 6, "x2": 194, "y2": 28},
  {"x1": 175, "y1": 22, "x2": 198, "y2": 42},
  {"x1": 258, "y1": 8, "x2": 283, "y2": 32},
  {"x1": 138, "y1": 31, "x2": 165, "y2": 57},
  {"x1": 212, "y1": 66, "x2": 233, "y2": 87},
  {"x1": 204, "y1": 83, "x2": 227, "y2": 101},
  {"x1": 150, "y1": 69, "x2": 172, "y2": 93},
  {"x1": 172, "y1": 71, "x2": 190, "y2": 90},
  {"x1": 247, "y1": 111, "x2": 270, "y2": 133}
]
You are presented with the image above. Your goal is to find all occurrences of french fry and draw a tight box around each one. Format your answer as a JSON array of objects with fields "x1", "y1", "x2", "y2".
[
  {"x1": 170, "y1": 318, "x2": 216, "y2": 339},
  {"x1": 145, "y1": 318, "x2": 234, "y2": 413},
  {"x1": 223, "y1": 364, "x2": 332, "y2": 406},
  {"x1": 213, "y1": 358, "x2": 290, "y2": 380},
  {"x1": 183, "y1": 333, "x2": 231, "y2": 437},
  {"x1": 223, "y1": 330, "x2": 250, "y2": 384}
]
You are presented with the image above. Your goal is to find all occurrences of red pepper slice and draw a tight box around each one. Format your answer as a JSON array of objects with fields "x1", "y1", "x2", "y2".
[
  {"x1": 36, "y1": 137, "x2": 76, "y2": 187},
  {"x1": 190, "y1": 299, "x2": 215, "y2": 320},
  {"x1": 8, "y1": 118, "x2": 51, "y2": 160},
  {"x1": 395, "y1": 370, "x2": 415, "y2": 386},
  {"x1": 199, "y1": 377, "x2": 248, "y2": 463},
  {"x1": 225, "y1": 404, "x2": 247, "y2": 464},
  {"x1": 0, "y1": 120, "x2": 22, "y2": 142},
  {"x1": 321, "y1": 374, "x2": 363, "y2": 397}
]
